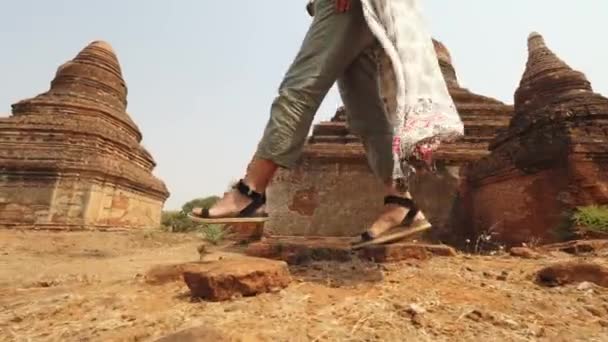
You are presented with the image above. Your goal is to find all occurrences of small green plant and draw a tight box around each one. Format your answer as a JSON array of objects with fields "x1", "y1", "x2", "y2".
[
  {"x1": 181, "y1": 196, "x2": 220, "y2": 217},
  {"x1": 161, "y1": 210, "x2": 194, "y2": 232},
  {"x1": 572, "y1": 205, "x2": 608, "y2": 234},
  {"x1": 161, "y1": 196, "x2": 222, "y2": 233},
  {"x1": 200, "y1": 224, "x2": 227, "y2": 245}
]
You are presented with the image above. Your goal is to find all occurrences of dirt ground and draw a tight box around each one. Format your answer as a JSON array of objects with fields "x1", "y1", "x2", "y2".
[{"x1": 1, "y1": 229, "x2": 608, "y2": 342}]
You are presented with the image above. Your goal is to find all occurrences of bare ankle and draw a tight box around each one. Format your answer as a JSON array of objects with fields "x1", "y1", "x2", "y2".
[{"x1": 243, "y1": 158, "x2": 278, "y2": 192}]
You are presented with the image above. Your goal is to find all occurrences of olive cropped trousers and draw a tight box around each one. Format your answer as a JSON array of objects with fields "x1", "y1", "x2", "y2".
[{"x1": 255, "y1": 0, "x2": 394, "y2": 182}]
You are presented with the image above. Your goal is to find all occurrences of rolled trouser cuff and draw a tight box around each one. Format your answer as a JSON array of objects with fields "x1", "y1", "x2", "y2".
[{"x1": 254, "y1": 95, "x2": 316, "y2": 169}]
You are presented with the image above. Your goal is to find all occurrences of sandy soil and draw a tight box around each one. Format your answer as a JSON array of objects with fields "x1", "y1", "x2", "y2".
[{"x1": 1, "y1": 229, "x2": 608, "y2": 342}]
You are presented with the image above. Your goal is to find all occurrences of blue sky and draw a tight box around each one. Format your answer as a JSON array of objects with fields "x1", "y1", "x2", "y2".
[{"x1": 1, "y1": 1, "x2": 607, "y2": 210}]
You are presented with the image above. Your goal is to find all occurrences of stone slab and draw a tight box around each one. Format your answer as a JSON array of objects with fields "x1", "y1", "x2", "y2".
[
  {"x1": 225, "y1": 222, "x2": 264, "y2": 243},
  {"x1": 145, "y1": 251, "x2": 255, "y2": 285},
  {"x1": 183, "y1": 257, "x2": 291, "y2": 301},
  {"x1": 246, "y1": 236, "x2": 457, "y2": 264},
  {"x1": 360, "y1": 243, "x2": 458, "y2": 263},
  {"x1": 245, "y1": 236, "x2": 355, "y2": 265},
  {"x1": 542, "y1": 240, "x2": 608, "y2": 256}
]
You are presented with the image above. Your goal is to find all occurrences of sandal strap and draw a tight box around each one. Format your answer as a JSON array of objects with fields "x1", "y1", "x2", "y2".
[
  {"x1": 384, "y1": 195, "x2": 414, "y2": 208},
  {"x1": 234, "y1": 179, "x2": 266, "y2": 203},
  {"x1": 234, "y1": 179, "x2": 266, "y2": 217},
  {"x1": 384, "y1": 195, "x2": 419, "y2": 225}
]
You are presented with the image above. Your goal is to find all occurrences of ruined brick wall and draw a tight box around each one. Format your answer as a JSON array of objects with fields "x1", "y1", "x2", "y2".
[
  {"x1": 466, "y1": 33, "x2": 608, "y2": 246},
  {"x1": 266, "y1": 145, "x2": 385, "y2": 236}
]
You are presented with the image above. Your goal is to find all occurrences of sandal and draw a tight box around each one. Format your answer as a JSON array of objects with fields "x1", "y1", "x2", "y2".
[
  {"x1": 352, "y1": 195, "x2": 431, "y2": 248},
  {"x1": 187, "y1": 179, "x2": 269, "y2": 223}
]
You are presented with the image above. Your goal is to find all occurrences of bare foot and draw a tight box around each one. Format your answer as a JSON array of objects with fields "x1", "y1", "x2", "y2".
[
  {"x1": 366, "y1": 204, "x2": 410, "y2": 238},
  {"x1": 366, "y1": 206, "x2": 429, "y2": 238},
  {"x1": 191, "y1": 189, "x2": 262, "y2": 218}
]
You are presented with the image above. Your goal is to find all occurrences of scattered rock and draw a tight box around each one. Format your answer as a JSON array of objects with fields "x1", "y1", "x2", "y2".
[
  {"x1": 197, "y1": 244, "x2": 207, "y2": 260},
  {"x1": 510, "y1": 247, "x2": 543, "y2": 259},
  {"x1": 577, "y1": 281, "x2": 595, "y2": 291},
  {"x1": 225, "y1": 222, "x2": 264, "y2": 243},
  {"x1": 360, "y1": 244, "x2": 457, "y2": 263},
  {"x1": 465, "y1": 309, "x2": 493, "y2": 322},
  {"x1": 542, "y1": 240, "x2": 608, "y2": 256},
  {"x1": 585, "y1": 305, "x2": 605, "y2": 317},
  {"x1": 183, "y1": 257, "x2": 291, "y2": 301},
  {"x1": 536, "y1": 262, "x2": 608, "y2": 288},
  {"x1": 599, "y1": 320, "x2": 608, "y2": 328},
  {"x1": 496, "y1": 317, "x2": 520, "y2": 330},
  {"x1": 145, "y1": 262, "x2": 201, "y2": 285},
  {"x1": 497, "y1": 271, "x2": 509, "y2": 281}
]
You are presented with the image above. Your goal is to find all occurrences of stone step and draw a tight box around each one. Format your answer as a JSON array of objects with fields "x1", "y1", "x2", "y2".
[
  {"x1": 309, "y1": 135, "x2": 360, "y2": 144},
  {"x1": 245, "y1": 236, "x2": 354, "y2": 265},
  {"x1": 245, "y1": 236, "x2": 457, "y2": 264},
  {"x1": 360, "y1": 243, "x2": 457, "y2": 263},
  {"x1": 311, "y1": 122, "x2": 349, "y2": 136}
]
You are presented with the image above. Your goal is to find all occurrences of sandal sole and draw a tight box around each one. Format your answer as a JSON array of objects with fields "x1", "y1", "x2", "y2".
[
  {"x1": 351, "y1": 222, "x2": 432, "y2": 250},
  {"x1": 187, "y1": 213, "x2": 268, "y2": 224}
]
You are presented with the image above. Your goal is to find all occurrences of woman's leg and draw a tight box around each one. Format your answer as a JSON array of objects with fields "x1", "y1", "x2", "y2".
[
  {"x1": 337, "y1": 49, "x2": 425, "y2": 238},
  {"x1": 196, "y1": 0, "x2": 377, "y2": 218}
]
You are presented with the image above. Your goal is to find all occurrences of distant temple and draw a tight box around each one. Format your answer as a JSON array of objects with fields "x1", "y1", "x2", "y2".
[
  {"x1": 467, "y1": 33, "x2": 608, "y2": 245},
  {"x1": 0, "y1": 41, "x2": 169, "y2": 230}
]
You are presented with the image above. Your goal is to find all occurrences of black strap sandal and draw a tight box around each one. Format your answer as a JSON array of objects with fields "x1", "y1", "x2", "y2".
[
  {"x1": 357, "y1": 195, "x2": 420, "y2": 243},
  {"x1": 352, "y1": 195, "x2": 433, "y2": 249},
  {"x1": 188, "y1": 180, "x2": 269, "y2": 223}
]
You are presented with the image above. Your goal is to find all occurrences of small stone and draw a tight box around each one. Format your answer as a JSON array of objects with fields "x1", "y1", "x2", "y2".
[
  {"x1": 407, "y1": 303, "x2": 427, "y2": 315},
  {"x1": 510, "y1": 247, "x2": 542, "y2": 259},
  {"x1": 183, "y1": 257, "x2": 292, "y2": 301},
  {"x1": 498, "y1": 318, "x2": 520, "y2": 329},
  {"x1": 466, "y1": 310, "x2": 482, "y2": 322},
  {"x1": 411, "y1": 314, "x2": 425, "y2": 327},
  {"x1": 599, "y1": 320, "x2": 608, "y2": 328},
  {"x1": 577, "y1": 281, "x2": 595, "y2": 291},
  {"x1": 359, "y1": 243, "x2": 457, "y2": 263},
  {"x1": 536, "y1": 262, "x2": 608, "y2": 288},
  {"x1": 585, "y1": 305, "x2": 604, "y2": 317}
]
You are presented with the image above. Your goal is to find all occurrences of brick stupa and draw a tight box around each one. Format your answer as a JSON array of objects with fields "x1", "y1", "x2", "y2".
[
  {"x1": 467, "y1": 33, "x2": 608, "y2": 245},
  {"x1": 0, "y1": 41, "x2": 169, "y2": 229}
]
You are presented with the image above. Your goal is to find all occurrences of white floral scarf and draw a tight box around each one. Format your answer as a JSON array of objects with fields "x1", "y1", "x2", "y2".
[
  {"x1": 359, "y1": 0, "x2": 464, "y2": 181},
  {"x1": 307, "y1": 0, "x2": 464, "y2": 181}
]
